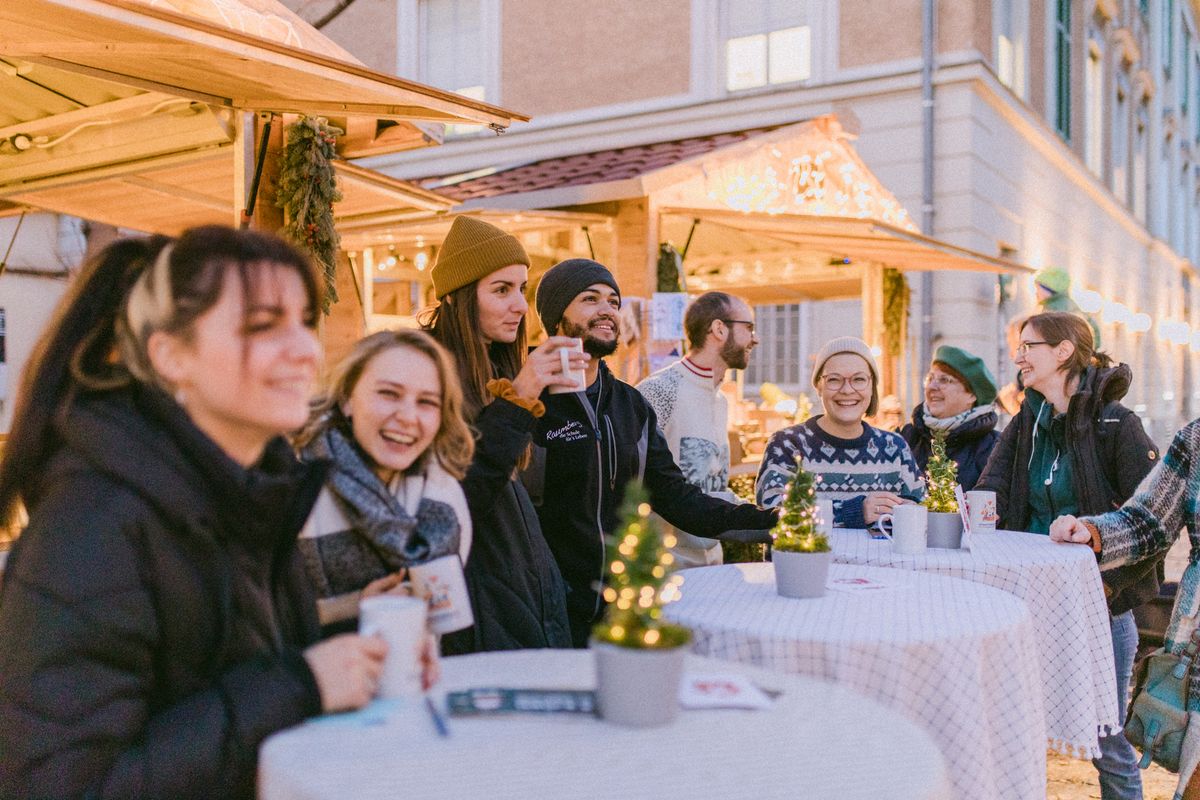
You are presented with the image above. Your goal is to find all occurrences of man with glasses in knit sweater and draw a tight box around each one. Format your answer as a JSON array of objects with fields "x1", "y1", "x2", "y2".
[{"x1": 637, "y1": 292, "x2": 760, "y2": 567}]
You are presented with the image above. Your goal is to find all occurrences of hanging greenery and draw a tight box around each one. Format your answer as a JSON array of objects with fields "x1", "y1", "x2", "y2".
[
  {"x1": 882, "y1": 267, "x2": 909, "y2": 358},
  {"x1": 656, "y1": 243, "x2": 683, "y2": 292},
  {"x1": 276, "y1": 117, "x2": 344, "y2": 314}
]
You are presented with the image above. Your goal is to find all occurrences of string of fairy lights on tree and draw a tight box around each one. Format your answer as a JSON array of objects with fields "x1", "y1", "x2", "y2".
[
  {"x1": 923, "y1": 431, "x2": 959, "y2": 514},
  {"x1": 770, "y1": 455, "x2": 829, "y2": 553},
  {"x1": 594, "y1": 483, "x2": 690, "y2": 649}
]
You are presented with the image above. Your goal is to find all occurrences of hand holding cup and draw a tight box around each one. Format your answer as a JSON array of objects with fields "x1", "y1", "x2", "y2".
[{"x1": 511, "y1": 336, "x2": 589, "y2": 399}]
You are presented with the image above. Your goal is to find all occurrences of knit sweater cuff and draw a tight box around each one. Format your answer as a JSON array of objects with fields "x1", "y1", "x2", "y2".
[{"x1": 487, "y1": 378, "x2": 545, "y2": 417}]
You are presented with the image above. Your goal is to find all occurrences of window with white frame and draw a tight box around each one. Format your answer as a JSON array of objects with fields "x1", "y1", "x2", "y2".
[
  {"x1": 744, "y1": 303, "x2": 805, "y2": 390},
  {"x1": 1052, "y1": 0, "x2": 1071, "y2": 139},
  {"x1": 1164, "y1": 0, "x2": 1176, "y2": 78},
  {"x1": 1112, "y1": 77, "x2": 1129, "y2": 201},
  {"x1": 722, "y1": 1, "x2": 811, "y2": 93},
  {"x1": 419, "y1": 0, "x2": 488, "y2": 102},
  {"x1": 1085, "y1": 40, "x2": 1104, "y2": 176},
  {"x1": 994, "y1": 0, "x2": 1028, "y2": 98}
]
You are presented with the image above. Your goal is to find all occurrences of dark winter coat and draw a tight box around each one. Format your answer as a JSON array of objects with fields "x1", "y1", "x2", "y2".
[
  {"x1": 0, "y1": 385, "x2": 326, "y2": 800},
  {"x1": 900, "y1": 403, "x2": 1001, "y2": 491},
  {"x1": 976, "y1": 364, "x2": 1162, "y2": 615},
  {"x1": 441, "y1": 397, "x2": 572, "y2": 655},
  {"x1": 525, "y1": 361, "x2": 776, "y2": 646}
]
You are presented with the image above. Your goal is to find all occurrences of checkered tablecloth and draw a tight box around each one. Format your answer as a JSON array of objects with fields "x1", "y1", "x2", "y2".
[
  {"x1": 259, "y1": 650, "x2": 952, "y2": 800},
  {"x1": 665, "y1": 563, "x2": 1046, "y2": 800},
  {"x1": 829, "y1": 528, "x2": 1118, "y2": 758}
]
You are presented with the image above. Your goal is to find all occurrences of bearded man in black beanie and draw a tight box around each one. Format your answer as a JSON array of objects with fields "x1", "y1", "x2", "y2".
[{"x1": 523, "y1": 259, "x2": 777, "y2": 646}]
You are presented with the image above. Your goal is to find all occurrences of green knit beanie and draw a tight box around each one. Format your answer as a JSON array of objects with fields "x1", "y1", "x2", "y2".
[
  {"x1": 431, "y1": 216, "x2": 530, "y2": 299},
  {"x1": 931, "y1": 345, "x2": 997, "y2": 406}
]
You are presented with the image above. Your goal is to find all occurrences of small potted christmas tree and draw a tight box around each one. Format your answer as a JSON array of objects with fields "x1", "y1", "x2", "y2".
[
  {"x1": 770, "y1": 456, "x2": 832, "y2": 598},
  {"x1": 591, "y1": 483, "x2": 691, "y2": 727},
  {"x1": 923, "y1": 431, "x2": 964, "y2": 549}
]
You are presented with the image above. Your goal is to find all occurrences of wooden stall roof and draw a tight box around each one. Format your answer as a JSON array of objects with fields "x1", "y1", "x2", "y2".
[
  {"x1": 0, "y1": 0, "x2": 527, "y2": 129},
  {"x1": 337, "y1": 208, "x2": 612, "y2": 253}
]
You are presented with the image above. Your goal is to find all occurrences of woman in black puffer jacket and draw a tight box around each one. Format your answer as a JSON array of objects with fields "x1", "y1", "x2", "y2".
[{"x1": 0, "y1": 228, "x2": 387, "y2": 799}]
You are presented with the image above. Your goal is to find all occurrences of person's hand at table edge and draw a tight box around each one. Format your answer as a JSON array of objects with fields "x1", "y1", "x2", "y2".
[{"x1": 1049, "y1": 515, "x2": 1102, "y2": 553}]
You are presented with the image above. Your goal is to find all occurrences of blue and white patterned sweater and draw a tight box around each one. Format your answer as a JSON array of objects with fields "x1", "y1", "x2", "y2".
[{"x1": 756, "y1": 416, "x2": 925, "y2": 529}]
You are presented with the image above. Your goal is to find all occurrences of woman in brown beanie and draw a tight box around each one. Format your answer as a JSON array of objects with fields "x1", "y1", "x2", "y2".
[{"x1": 420, "y1": 215, "x2": 577, "y2": 653}]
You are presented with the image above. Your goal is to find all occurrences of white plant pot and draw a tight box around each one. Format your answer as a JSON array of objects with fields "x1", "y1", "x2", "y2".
[
  {"x1": 927, "y1": 511, "x2": 964, "y2": 549},
  {"x1": 772, "y1": 549, "x2": 832, "y2": 598},
  {"x1": 591, "y1": 639, "x2": 687, "y2": 728}
]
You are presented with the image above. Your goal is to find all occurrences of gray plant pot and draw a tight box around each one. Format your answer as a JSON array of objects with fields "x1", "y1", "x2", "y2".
[
  {"x1": 592, "y1": 639, "x2": 686, "y2": 728},
  {"x1": 927, "y1": 511, "x2": 964, "y2": 549},
  {"x1": 772, "y1": 550, "x2": 832, "y2": 598}
]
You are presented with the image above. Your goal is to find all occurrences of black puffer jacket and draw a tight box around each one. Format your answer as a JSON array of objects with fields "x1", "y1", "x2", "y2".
[
  {"x1": 0, "y1": 386, "x2": 326, "y2": 799},
  {"x1": 525, "y1": 361, "x2": 776, "y2": 646},
  {"x1": 442, "y1": 397, "x2": 571, "y2": 655},
  {"x1": 900, "y1": 403, "x2": 1000, "y2": 490},
  {"x1": 976, "y1": 364, "x2": 1162, "y2": 615}
]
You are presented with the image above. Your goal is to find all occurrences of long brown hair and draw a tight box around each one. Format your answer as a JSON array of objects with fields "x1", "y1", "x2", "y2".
[
  {"x1": 1021, "y1": 311, "x2": 1112, "y2": 384},
  {"x1": 418, "y1": 280, "x2": 527, "y2": 420},
  {"x1": 296, "y1": 329, "x2": 474, "y2": 479}
]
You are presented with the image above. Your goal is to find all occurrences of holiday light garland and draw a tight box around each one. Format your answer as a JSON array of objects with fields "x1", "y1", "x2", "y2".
[{"x1": 594, "y1": 483, "x2": 690, "y2": 649}]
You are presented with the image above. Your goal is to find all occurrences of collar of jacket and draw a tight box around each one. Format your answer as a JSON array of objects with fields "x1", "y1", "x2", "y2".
[
  {"x1": 909, "y1": 402, "x2": 999, "y2": 443},
  {"x1": 54, "y1": 384, "x2": 327, "y2": 558},
  {"x1": 1024, "y1": 363, "x2": 1132, "y2": 434}
]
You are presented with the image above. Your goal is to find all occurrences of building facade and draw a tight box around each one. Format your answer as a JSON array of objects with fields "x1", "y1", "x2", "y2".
[{"x1": 297, "y1": 0, "x2": 1200, "y2": 439}]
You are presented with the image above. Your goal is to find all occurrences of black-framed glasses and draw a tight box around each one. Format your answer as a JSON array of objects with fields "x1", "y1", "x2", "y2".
[
  {"x1": 1015, "y1": 340, "x2": 1051, "y2": 356},
  {"x1": 721, "y1": 319, "x2": 756, "y2": 335}
]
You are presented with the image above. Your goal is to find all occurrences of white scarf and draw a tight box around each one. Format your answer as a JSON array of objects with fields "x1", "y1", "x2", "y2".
[{"x1": 922, "y1": 404, "x2": 994, "y2": 433}]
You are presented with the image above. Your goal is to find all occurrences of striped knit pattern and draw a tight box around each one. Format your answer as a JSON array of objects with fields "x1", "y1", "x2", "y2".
[
  {"x1": 756, "y1": 416, "x2": 925, "y2": 529},
  {"x1": 1088, "y1": 419, "x2": 1200, "y2": 683}
]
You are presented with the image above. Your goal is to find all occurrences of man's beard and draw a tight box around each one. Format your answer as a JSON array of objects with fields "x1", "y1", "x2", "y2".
[
  {"x1": 720, "y1": 337, "x2": 751, "y2": 370},
  {"x1": 560, "y1": 317, "x2": 619, "y2": 358}
]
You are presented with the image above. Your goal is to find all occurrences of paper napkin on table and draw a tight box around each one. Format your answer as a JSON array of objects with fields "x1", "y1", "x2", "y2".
[{"x1": 678, "y1": 673, "x2": 774, "y2": 710}]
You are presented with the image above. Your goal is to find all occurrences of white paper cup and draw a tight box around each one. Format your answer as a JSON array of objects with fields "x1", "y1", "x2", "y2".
[
  {"x1": 815, "y1": 498, "x2": 834, "y2": 535},
  {"x1": 965, "y1": 490, "x2": 998, "y2": 533},
  {"x1": 878, "y1": 504, "x2": 928, "y2": 555},
  {"x1": 359, "y1": 595, "x2": 426, "y2": 699},
  {"x1": 548, "y1": 341, "x2": 586, "y2": 394},
  {"x1": 408, "y1": 554, "x2": 473, "y2": 635}
]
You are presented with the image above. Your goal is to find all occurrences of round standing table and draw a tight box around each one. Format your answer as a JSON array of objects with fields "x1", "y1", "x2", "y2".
[
  {"x1": 259, "y1": 649, "x2": 952, "y2": 800},
  {"x1": 665, "y1": 563, "x2": 1047, "y2": 800},
  {"x1": 828, "y1": 527, "x2": 1119, "y2": 757}
]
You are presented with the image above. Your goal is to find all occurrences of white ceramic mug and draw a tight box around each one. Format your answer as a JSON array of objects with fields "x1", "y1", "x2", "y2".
[
  {"x1": 408, "y1": 554, "x2": 473, "y2": 635},
  {"x1": 965, "y1": 490, "x2": 998, "y2": 534},
  {"x1": 815, "y1": 498, "x2": 834, "y2": 535},
  {"x1": 548, "y1": 340, "x2": 586, "y2": 394},
  {"x1": 878, "y1": 504, "x2": 929, "y2": 555},
  {"x1": 359, "y1": 595, "x2": 426, "y2": 698}
]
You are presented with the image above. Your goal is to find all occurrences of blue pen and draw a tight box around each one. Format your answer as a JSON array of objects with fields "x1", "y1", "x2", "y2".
[{"x1": 425, "y1": 696, "x2": 451, "y2": 738}]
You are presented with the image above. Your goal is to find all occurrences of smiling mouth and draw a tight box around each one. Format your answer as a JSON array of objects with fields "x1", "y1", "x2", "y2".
[
  {"x1": 380, "y1": 431, "x2": 417, "y2": 446},
  {"x1": 590, "y1": 320, "x2": 616, "y2": 335}
]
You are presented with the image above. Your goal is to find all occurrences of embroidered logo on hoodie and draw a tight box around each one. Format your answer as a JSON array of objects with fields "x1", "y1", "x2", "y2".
[{"x1": 545, "y1": 420, "x2": 589, "y2": 443}]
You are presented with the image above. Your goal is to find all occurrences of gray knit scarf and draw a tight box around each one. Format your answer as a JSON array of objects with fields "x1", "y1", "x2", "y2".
[
  {"x1": 922, "y1": 404, "x2": 994, "y2": 433},
  {"x1": 307, "y1": 425, "x2": 460, "y2": 575}
]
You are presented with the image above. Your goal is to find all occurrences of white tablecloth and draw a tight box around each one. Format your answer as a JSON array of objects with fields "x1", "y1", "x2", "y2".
[
  {"x1": 260, "y1": 650, "x2": 952, "y2": 800},
  {"x1": 665, "y1": 563, "x2": 1046, "y2": 800},
  {"x1": 829, "y1": 528, "x2": 1118, "y2": 757}
]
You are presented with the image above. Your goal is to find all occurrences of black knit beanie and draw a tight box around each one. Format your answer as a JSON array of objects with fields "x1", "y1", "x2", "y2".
[{"x1": 535, "y1": 258, "x2": 621, "y2": 334}]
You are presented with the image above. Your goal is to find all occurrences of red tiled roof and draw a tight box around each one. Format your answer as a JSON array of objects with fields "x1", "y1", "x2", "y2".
[{"x1": 421, "y1": 126, "x2": 781, "y2": 202}]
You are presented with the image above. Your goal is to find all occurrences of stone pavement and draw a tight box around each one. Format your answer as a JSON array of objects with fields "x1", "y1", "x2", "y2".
[{"x1": 1047, "y1": 752, "x2": 1178, "y2": 799}]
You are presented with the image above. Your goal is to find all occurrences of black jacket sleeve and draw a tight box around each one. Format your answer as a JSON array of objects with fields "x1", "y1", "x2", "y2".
[
  {"x1": 641, "y1": 407, "x2": 776, "y2": 537},
  {"x1": 460, "y1": 398, "x2": 536, "y2": 515},
  {"x1": 975, "y1": 415, "x2": 1021, "y2": 523},
  {"x1": 0, "y1": 498, "x2": 321, "y2": 800}
]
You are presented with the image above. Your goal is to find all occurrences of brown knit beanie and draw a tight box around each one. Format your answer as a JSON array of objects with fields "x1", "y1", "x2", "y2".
[
  {"x1": 431, "y1": 216, "x2": 530, "y2": 299},
  {"x1": 811, "y1": 336, "x2": 880, "y2": 417}
]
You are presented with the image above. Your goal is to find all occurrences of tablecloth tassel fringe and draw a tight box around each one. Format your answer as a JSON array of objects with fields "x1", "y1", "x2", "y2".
[{"x1": 1048, "y1": 736, "x2": 1104, "y2": 760}]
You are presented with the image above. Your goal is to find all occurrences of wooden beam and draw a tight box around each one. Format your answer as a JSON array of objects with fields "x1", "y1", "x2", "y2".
[{"x1": 119, "y1": 174, "x2": 231, "y2": 213}]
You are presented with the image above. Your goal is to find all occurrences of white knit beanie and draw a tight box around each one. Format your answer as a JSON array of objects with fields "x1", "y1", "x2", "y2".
[{"x1": 811, "y1": 336, "x2": 880, "y2": 416}]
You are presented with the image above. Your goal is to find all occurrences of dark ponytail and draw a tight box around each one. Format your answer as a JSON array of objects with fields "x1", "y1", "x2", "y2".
[{"x1": 0, "y1": 236, "x2": 169, "y2": 523}]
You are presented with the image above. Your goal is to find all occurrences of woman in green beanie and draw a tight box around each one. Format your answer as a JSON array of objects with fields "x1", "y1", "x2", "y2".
[{"x1": 900, "y1": 344, "x2": 1000, "y2": 490}]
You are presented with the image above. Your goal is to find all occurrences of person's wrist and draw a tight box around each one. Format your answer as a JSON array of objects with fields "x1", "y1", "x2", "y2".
[{"x1": 1082, "y1": 520, "x2": 1102, "y2": 553}]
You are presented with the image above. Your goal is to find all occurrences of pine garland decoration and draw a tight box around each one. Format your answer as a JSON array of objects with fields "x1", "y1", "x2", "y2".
[
  {"x1": 276, "y1": 117, "x2": 344, "y2": 314},
  {"x1": 770, "y1": 455, "x2": 830, "y2": 553},
  {"x1": 593, "y1": 482, "x2": 691, "y2": 649},
  {"x1": 882, "y1": 267, "x2": 909, "y2": 358},
  {"x1": 923, "y1": 430, "x2": 959, "y2": 512}
]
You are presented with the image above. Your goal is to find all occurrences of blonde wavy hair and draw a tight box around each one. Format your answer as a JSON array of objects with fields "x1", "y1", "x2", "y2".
[{"x1": 297, "y1": 329, "x2": 474, "y2": 479}]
